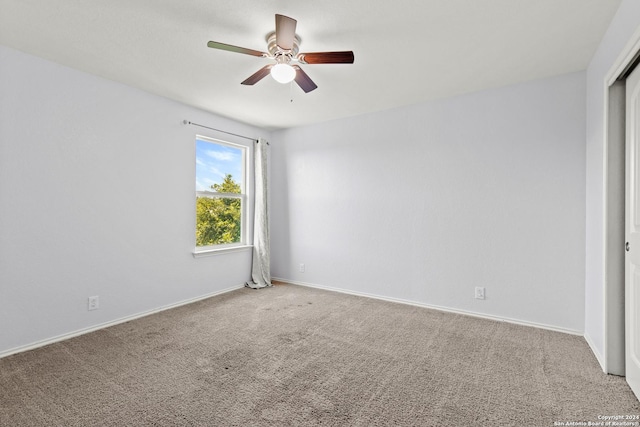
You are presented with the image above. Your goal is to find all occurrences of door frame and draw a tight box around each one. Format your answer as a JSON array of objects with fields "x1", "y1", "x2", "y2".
[{"x1": 603, "y1": 26, "x2": 640, "y2": 375}]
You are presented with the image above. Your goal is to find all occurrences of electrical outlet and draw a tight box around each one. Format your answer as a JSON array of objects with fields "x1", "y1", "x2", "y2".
[
  {"x1": 88, "y1": 296, "x2": 99, "y2": 311},
  {"x1": 299, "y1": 263, "x2": 305, "y2": 273},
  {"x1": 475, "y1": 287, "x2": 485, "y2": 300}
]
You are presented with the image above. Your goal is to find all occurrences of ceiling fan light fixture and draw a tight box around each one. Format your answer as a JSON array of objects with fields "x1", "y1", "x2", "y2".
[
  {"x1": 270, "y1": 63, "x2": 296, "y2": 84},
  {"x1": 207, "y1": 14, "x2": 354, "y2": 93}
]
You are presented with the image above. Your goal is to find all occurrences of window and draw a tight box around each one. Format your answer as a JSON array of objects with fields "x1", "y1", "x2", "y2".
[{"x1": 195, "y1": 136, "x2": 247, "y2": 252}]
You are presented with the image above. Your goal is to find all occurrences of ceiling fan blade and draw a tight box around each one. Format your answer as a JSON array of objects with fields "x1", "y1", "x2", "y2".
[
  {"x1": 241, "y1": 65, "x2": 274, "y2": 85},
  {"x1": 292, "y1": 65, "x2": 317, "y2": 93},
  {"x1": 297, "y1": 51, "x2": 355, "y2": 64},
  {"x1": 207, "y1": 41, "x2": 267, "y2": 58},
  {"x1": 275, "y1": 14, "x2": 297, "y2": 50}
]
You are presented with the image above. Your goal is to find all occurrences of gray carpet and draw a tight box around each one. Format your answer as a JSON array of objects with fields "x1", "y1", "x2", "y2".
[{"x1": 1, "y1": 283, "x2": 638, "y2": 426}]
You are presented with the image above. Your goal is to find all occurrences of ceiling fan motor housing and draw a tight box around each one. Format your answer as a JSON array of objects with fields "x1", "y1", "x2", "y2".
[{"x1": 266, "y1": 31, "x2": 300, "y2": 63}]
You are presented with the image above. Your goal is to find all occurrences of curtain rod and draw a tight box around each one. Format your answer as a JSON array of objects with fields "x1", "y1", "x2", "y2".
[{"x1": 183, "y1": 120, "x2": 259, "y2": 143}]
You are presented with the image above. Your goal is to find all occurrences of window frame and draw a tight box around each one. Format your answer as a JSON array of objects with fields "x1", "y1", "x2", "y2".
[{"x1": 193, "y1": 135, "x2": 250, "y2": 255}]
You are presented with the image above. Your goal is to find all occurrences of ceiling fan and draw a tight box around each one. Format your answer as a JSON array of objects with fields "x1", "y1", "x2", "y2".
[{"x1": 207, "y1": 14, "x2": 355, "y2": 93}]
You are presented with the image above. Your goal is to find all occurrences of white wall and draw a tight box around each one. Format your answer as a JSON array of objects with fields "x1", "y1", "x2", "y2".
[
  {"x1": 271, "y1": 72, "x2": 586, "y2": 333},
  {"x1": 0, "y1": 45, "x2": 269, "y2": 356},
  {"x1": 584, "y1": 0, "x2": 640, "y2": 367}
]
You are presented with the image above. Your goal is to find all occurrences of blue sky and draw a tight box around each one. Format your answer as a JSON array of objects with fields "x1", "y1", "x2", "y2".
[{"x1": 195, "y1": 138, "x2": 243, "y2": 192}]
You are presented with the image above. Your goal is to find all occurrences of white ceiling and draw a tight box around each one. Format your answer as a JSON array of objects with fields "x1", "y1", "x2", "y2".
[{"x1": 0, "y1": 0, "x2": 622, "y2": 130}]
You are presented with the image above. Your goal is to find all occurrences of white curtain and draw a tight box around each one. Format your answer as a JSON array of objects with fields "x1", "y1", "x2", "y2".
[{"x1": 246, "y1": 138, "x2": 272, "y2": 289}]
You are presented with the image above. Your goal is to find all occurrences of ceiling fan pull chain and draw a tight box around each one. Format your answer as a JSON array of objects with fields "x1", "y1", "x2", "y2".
[{"x1": 290, "y1": 80, "x2": 294, "y2": 103}]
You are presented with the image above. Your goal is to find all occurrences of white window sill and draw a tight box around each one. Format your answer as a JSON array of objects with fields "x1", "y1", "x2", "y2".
[{"x1": 192, "y1": 245, "x2": 253, "y2": 258}]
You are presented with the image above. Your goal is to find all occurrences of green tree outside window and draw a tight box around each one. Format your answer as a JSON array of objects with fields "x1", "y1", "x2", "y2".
[{"x1": 196, "y1": 174, "x2": 242, "y2": 246}]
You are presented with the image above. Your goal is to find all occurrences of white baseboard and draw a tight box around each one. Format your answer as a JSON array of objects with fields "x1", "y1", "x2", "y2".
[
  {"x1": 0, "y1": 284, "x2": 245, "y2": 360},
  {"x1": 3, "y1": 279, "x2": 587, "y2": 360},
  {"x1": 584, "y1": 331, "x2": 607, "y2": 373},
  {"x1": 273, "y1": 277, "x2": 584, "y2": 336}
]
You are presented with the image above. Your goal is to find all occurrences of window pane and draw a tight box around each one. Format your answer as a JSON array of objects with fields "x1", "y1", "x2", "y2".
[
  {"x1": 196, "y1": 139, "x2": 243, "y2": 192},
  {"x1": 196, "y1": 196, "x2": 242, "y2": 246},
  {"x1": 194, "y1": 137, "x2": 246, "y2": 249}
]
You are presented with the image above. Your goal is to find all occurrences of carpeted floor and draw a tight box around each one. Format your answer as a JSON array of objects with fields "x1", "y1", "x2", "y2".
[{"x1": 1, "y1": 283, "x2": 638, "y2": 426}]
